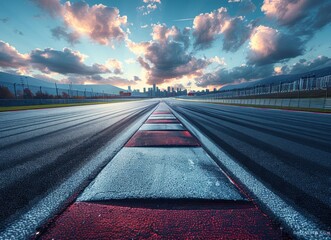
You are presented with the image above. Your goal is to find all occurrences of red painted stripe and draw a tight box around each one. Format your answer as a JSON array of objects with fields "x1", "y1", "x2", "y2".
[
  {"x1": 146, "y1": 119, "x2": 180, "y2": 124},
  {"x1": 40, "y1": 202, "x2": 284, "y2": 239},
  {"x1": 125, "y1": 130, "x2": 200, "y2": 147}
]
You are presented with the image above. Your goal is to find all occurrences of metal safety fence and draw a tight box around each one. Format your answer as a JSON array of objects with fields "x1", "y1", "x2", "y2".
[
  {"x1": 0, "y1": 81, "x2": 118, "y2": 100},
  {"x1": 193, "y1": 75, "x2": 331, "y2": 99}
]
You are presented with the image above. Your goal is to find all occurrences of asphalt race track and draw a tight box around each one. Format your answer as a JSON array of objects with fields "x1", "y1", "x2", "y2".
[
  {"x1": 0, "y1": 100, "x2": 158, "y2": 231},
  {"x1": 0, "y1": 99, "x2": 330, "y2": 239},
  {"x1": 167, "y1": 99, "x2": 331, "y2": 230}
]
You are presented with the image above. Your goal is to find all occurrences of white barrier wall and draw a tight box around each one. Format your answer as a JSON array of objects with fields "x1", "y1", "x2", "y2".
[{"x1": 180, "y1": 97, "x2": 331, "y2": 110}]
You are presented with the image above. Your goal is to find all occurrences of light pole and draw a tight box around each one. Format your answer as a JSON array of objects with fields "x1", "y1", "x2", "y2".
[{"x1": 14, "y1": 83, "x2": 17, "y2": 99}]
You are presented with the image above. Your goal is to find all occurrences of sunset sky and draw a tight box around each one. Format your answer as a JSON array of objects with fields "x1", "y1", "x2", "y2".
[{"x1": 0, "y1": 0, "x2": 331, "y2": 91}]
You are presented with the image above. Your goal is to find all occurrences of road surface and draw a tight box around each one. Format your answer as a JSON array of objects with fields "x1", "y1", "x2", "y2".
[
  {"x1": 0, "y1": 100, "x2": 158, "y2": 231},
  {"x1": 0, "y1": 99, "x2": 330, "y2": 238},
  {"x1": 167, "y1": 99, "x2": 331, "y2": 230}
]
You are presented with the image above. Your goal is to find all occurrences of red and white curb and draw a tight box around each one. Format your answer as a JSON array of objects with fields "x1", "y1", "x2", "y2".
[{"x1": 37, "y1": 103, "x2": 285, "y2": 239}]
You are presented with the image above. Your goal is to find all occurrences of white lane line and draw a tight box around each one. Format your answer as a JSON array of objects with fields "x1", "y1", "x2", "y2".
[
  {"x1": 148, "y1": 116, "x2": 176, "y2": 120},
  {"x1": 78, "y1": 147, "x2": 246, "y2": 201},
  {"x1": 0, "y1": 106, "x2": 157, "y2": 240},
  {"x1": 150, "y1": 114, "x2": 174, "y2": 117},
  {"x1": 171, "y1": 108, "x2": 331, "y2": 240},
  {"x1": 139, "y1": 124, "x2": 185, "y2": 131}
]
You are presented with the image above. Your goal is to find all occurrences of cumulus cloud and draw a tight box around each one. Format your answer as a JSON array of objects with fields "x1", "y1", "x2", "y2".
[
  {"x1": 311, "y1": 2, "x2": 331, "y2": 30},
  {"x1": 262, "y1": 0, "x2": 309, "y2": 25},
  {"x1": 247, "y1": 25, "x2": 304, "y2": 65},
  {"x1": 192, "y1": 8, "x2": 228, "y2": 50},
  {"x1": 261, "y1": 0, "x2": 330, "y2": 36},
  {"x1": 129, "y1": 24, "x2": 209, "y2": 85},
  {"x1": 151, "y1": 24, "x2": 190, "y2": 49},
  {"x1": 32, "y1": 0, "x2": 128, "y2": 45},
  {"x1": 138, "y1": 0, "x2": 161, "y2": 15},
  {"x1": 31, "y1": 0, "x2": 62, "y2": 17},
  {"x1": 51, "y1": 26, "x2": 80, "y2": 45},
  {"x1": 30, "y1": 48, "x2": 110, "y2": 75},
  {"x1": 195, "y1": 64, "x2": 274, "y2": 87},
  {"x1": 273, "y1": 66, "x2": 284, "y2": 75},
  {"x1": 137, "y1": 56, "x2": 150, "y2": 70},
  {"x1": 138, "y1": 41, "x2": 208, "y2": 84},
  {"x1": 222, "y1": 16, "x2": 251, "y2": 52},
  {"x1": 0, "y1": 41, "x2": 28, "y2": 69},
  {"x1": 125, "y1": 58, "x2": 135, "y2": 64},
  {"x1": 286, "y1": 56, "x2": 331, "y2": 74},
  {"x1": 209, "y1": 56, "x2": 226, "y2": 66},
  {"x1": 192, "y1": 8, "x2": 251, "y2": 52},
  {"x1": 106, "y1": 59, "x2": 123, "y2": 74}
]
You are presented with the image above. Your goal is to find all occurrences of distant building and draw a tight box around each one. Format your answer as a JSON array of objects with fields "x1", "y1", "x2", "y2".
[
  {"x1": 120, "y1": 91, "x2": 131, "y2": 96},
  {"x1": 128, "y1": 86, "x2": 132, "y2": 92},
  {"x1": 152, "y1": 83, "x2": 156, "y2": 97},
  {"x1": 156, "y1": 87, "x2": 160, "y2": 97}
]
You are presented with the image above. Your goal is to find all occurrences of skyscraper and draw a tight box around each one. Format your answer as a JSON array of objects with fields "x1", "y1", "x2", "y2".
[{"x1": 153, "y1": 83, "x2": 156, "y2": 97}]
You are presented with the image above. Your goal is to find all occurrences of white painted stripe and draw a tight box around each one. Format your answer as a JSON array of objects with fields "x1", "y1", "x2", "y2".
[
  {"x1": 140, "y1": 124, "x2": 185, "y2": 131},
  {"x1": 150, "y1": 114, "x2": 175, "y2": 117},
  {"x1": 155, "y1": 104, "x2": 171, "y2": 111},
  {"x1": 78, "y1": 147, "x2": 246, "y2": 201},
  {"x1": 149, "y1": 116, "x2": 176, "y2": 120},
  {"x1": 172, "y1": 108, "x2": 331, "y2": 240}
]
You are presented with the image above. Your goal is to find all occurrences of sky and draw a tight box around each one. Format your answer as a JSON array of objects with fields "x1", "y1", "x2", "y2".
[{"x1": 0, "y1": 0, "x2": 331, "y2": 91}]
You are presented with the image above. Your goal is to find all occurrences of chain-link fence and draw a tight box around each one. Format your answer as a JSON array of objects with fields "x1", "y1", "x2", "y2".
[
  {"x1": 178, "y1": 75, "x2": 331, "y2": 110},
  {"x1": 0, "y1": 81, "x2": 118, "y2": 100},
  {"x1": 190, "y1": 75, "x2": 331, "y2": 100}
]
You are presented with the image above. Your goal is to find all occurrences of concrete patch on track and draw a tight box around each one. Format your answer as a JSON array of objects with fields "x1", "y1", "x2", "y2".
[{"x1": 78, "y1": 147, "x2": 245, "y2": 201}]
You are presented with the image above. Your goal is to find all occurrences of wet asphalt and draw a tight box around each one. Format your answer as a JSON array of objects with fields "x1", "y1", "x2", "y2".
[
  {"x1": 0, "y1": 99, "x2": 330, "y2": 234},
  {"x1": 167, "y1": 99, "x2": 331, "y2": 230},
  {"x1": 0, "y1": 100, "x2": 158, "y2": 230}
]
